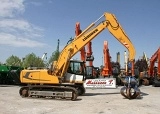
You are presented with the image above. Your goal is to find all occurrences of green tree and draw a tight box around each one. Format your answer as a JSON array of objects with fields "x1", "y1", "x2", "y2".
[
  {"x1": 6, "y1": 55, "x2": 22, "y2": 66},
  {"x1": 48, "y1": 39, "x2": 60, "y2": 65},
  {"x1": 48, "y1": 51, "x2": 60, "y2": 64},
  {"x1": 23, "y1": 53, "x2": 45, "y2": 68}
]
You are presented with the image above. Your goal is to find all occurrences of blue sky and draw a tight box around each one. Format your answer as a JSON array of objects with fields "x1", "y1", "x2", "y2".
[{"x1": 0, "y1": 0, "x2": 160, "y2": 68}]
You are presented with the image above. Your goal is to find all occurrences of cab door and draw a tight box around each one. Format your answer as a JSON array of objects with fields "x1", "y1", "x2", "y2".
[{"x1": 64, "y1": 61, "x2": 85, "y2": 83}]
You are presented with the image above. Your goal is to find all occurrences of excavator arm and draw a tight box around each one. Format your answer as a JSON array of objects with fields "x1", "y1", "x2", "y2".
[
  {"x1": 101, "y1": 41, "x2": 112, "y2": 77},
  {"x1": 149, "y1": 48, "x2": 160, "y2": 76},
  {"x1": 148, "y1": 47, "x2": 160, "y2": 87},
  {"x1": 52, "y1": 12, "x2": 135, "y2": 77}
]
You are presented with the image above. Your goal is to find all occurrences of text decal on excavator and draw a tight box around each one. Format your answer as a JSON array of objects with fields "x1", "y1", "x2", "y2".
[{"x1": 83, "y1": 29, "x2": 98, "y2": 41}]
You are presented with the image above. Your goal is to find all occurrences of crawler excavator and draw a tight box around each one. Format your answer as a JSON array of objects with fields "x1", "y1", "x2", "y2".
[
  {"x1": 148, "y1": 47, "x2": 160, "y2": 87},
  {"x1": 19, "y1": 12, "x2": 138, "y2": 101},
  {"x1": 134, "y1": 48, "x2": 160, "y2": 87}
]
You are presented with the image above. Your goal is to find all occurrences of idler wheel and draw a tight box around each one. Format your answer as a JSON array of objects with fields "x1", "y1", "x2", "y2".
[
  {"x1": 19, "y1": 87, "x2": 29, "y2": 97},
  {"x1": 71, "y1": 90, "x2": 78, "y2": 101}
]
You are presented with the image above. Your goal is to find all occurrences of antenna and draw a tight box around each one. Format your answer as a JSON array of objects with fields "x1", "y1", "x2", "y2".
[{"x1": 57, "y1": 39, "x2": 60, "y2": 52}]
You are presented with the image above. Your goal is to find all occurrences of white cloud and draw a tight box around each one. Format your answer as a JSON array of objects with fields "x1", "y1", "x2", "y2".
[
  {"x1": 0, "y1": 33, "x2": 45, "y2": 47},
  {"x1": 0, "y1": 19, "x2": 44, "y2": 38},
  {"x1": 0, "y1": 0, "x2": 47, "y2": 48},
  {"x1": 0, "y1": 0, "x2": 25, "y2": 18},
  {"x1": 0, "y1": 19, "x2": 31, "y2": 30}
]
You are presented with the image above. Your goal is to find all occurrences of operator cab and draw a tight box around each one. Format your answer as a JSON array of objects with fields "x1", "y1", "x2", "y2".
[
  {"x1": 64, "y1": 60, "x2": 86, "y2": 83},
  {"x1": 85, "y1": 66, "x2": 100, "y2": 79},
  {"x1": 86, "y1": 66, "x2": 93, "y2": 79}
]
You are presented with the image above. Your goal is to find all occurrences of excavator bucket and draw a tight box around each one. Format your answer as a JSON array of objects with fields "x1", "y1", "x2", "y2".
[{"x1": 120, "y1": 76, "x2": 141, "y2": 99}]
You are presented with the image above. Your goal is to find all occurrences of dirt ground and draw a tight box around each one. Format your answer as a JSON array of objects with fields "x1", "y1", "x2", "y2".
[{"x1": 0, "y1": 85, "x2": 160, "y2": 114}]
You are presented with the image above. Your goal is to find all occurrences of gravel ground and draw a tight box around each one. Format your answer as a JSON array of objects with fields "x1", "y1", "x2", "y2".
[{"x1": 0, "y1": 85, "x2": 160, "y2": 114}]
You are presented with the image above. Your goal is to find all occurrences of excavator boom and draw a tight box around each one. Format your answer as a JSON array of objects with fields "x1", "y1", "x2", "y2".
[{"x1": 52, "y1": 12, "x2": 136, "y2": 77}]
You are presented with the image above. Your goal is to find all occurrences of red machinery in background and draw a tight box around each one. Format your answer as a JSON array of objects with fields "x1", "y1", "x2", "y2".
[
  {"x1": 148, "y1": 48, "x2": 160, "y2": 77},
  {"x1": 86, "y1": 41, "x2": 100, "y2": 78},
  {"x1": 86, "y1": 42, "x2": 94, "y2": 65},
  {"x1": 101, "y1": 41, "x2": 112, "y2": 77},
  {"x1": 135, "y1": 48, "x2": 160, "y2": 86},
  {"x1": 149, "y1": 47, "x2": 160, "y2": 86},
  {"x1": 75, "y1": 22, "x2": 85, "y2": 62},
  {"x1": 75, "y1": 22, "x2": 100, "y2": 79},
  {"x1": 100, "y1": 41, "x2": 121, "y2": 85}
]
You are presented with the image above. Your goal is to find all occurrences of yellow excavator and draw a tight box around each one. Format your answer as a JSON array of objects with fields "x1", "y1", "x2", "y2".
[{"x1": 19, "y1": 12, "x2": 136, "y2": 101}]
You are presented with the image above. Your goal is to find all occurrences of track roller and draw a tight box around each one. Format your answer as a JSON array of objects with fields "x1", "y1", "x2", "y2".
[{"x1": 19, "y1": 87, "x2": 29, "y2": 97}]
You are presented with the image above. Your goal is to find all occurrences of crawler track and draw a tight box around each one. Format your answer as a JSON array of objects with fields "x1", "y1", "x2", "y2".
[{"x1": 19, "y1": 85, "x2": 78, "y2": 101}]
